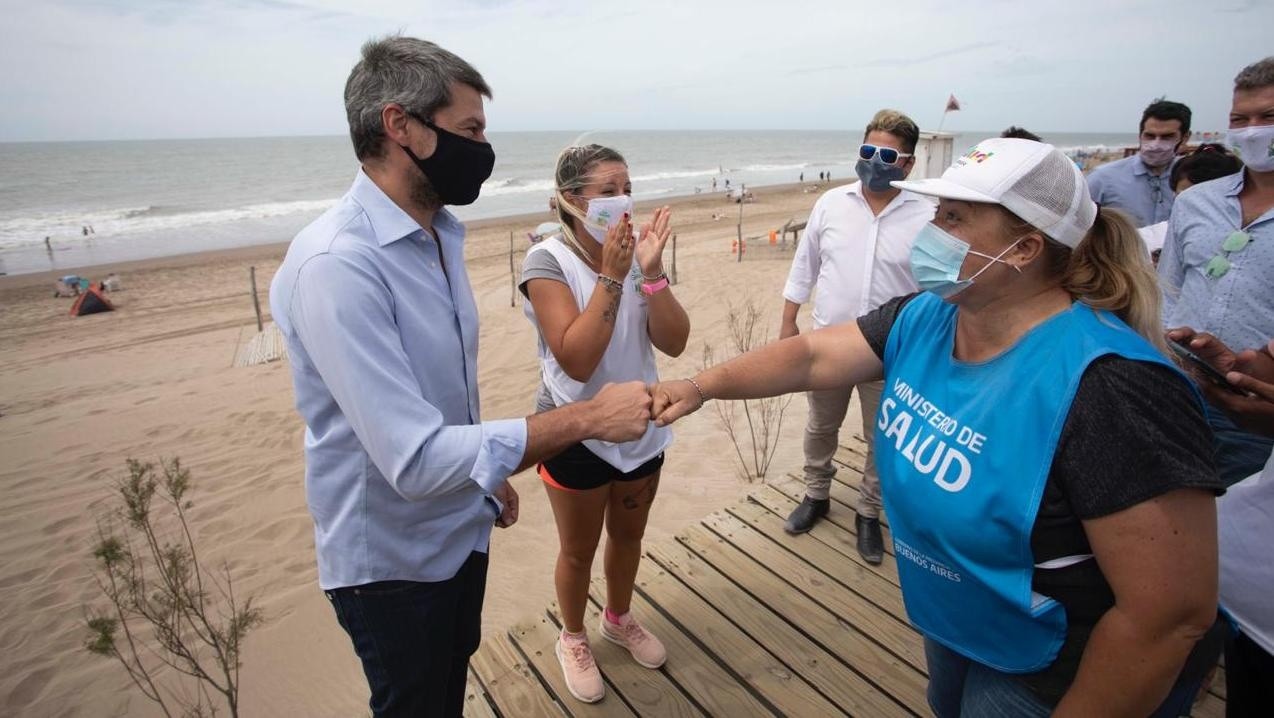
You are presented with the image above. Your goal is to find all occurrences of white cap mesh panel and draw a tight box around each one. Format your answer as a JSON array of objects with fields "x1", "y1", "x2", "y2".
[{"x1": 1003, "y1": 149, "x2": 1095, "y2": 248}]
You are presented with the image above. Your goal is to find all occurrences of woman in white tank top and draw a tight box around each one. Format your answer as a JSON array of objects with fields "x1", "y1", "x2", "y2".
[{"x1": 519, "y1": 145, "x2": 690, "y2": 704}]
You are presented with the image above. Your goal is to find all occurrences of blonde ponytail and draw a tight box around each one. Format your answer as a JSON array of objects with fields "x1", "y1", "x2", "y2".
[{"x1": 1060, "y1": 207, "x2": 1166, "y2": 353}]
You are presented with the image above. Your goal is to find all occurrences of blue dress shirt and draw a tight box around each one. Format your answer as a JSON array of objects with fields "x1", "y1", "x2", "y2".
[
  {"x1": 270, "y1": 169, "x2": 528, "y2": 590},
  {"x1": 1159, "y1": 171, "x2": 1274, "y2": 353},
  {"x1": 1087, "y1": 154, "x2": 1176, "y2": 227}
]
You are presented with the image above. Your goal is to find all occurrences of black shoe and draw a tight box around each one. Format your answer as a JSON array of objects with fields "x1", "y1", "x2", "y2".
[
  {"x1": 784, "y1": 497, "x2": 830, "y2": 535},
  {"x1": 856, "y1": 514, "x2": 884, "y2": 565}
]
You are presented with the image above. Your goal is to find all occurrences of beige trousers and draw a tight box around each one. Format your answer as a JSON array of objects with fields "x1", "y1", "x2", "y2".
[{"x1": 801, "y1": 380, "x2": 883, "y2": 518}]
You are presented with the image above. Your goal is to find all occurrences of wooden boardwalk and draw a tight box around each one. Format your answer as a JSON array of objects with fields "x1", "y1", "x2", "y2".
[{"x1": 468, "y1": 438, "x2": 1228, "y2": 717}]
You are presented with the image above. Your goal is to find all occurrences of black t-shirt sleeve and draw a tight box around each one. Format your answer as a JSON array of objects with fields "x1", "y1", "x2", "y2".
[
  {"x1": 1052, "y1": 355, "x2": 1223, "y2": 519},
  {"x1": 856, "y1": 293, "x2": 920, "y2": 360}
]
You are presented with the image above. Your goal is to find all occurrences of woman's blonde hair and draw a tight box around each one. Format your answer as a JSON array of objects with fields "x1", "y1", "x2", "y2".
[
  {"x1": 552, "y1": 144, "x2": 626, "y2": 260},
  {"x1": 1010, "y1": 207, "x2": 1166, "y2": 353}
]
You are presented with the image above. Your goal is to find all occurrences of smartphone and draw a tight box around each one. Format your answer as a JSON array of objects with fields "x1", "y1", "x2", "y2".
[{"x1": 1168, "y1": 339, "x2": 1248, "y2": 396}]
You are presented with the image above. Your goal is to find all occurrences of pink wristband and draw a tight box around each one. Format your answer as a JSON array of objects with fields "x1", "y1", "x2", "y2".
[{"x1": 641, "y1": 277, "x2": 669, "y2": 296}]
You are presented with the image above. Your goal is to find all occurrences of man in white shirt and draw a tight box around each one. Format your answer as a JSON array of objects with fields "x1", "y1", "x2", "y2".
[{"x1": 779, "y1": 109, "x2": 935, "y2": 563}]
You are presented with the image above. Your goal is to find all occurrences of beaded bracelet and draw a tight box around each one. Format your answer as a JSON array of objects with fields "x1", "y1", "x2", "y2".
[
  {"x1": 597, "y1": 275, "x2": 624, "y2": 293},
  {"x1": 685, "y1": 377, "x2": 708, "y2": 408}
]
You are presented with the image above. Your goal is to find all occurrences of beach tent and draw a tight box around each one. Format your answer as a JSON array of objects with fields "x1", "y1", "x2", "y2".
[{"x1": 69, "y1": 287, "x2": 114, "y2": 317}]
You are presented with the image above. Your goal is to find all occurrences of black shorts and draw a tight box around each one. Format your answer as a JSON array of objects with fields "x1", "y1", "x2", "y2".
[{"x1": 539, "y1": 442, "x2": 664, "y2": 492}]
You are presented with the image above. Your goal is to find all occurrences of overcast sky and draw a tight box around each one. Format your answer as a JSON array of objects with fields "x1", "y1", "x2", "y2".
[{"x1": 0, "y1": 0, "x2": 1269, "y2": 142}]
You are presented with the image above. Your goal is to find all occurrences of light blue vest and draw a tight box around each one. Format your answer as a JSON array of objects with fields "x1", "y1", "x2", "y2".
[{"x1": 877, "y1": 292, "x2": 1187, "y2": 673}]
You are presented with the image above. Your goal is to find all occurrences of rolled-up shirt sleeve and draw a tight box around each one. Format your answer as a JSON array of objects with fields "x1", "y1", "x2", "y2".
[
  {"x1": 291, "y1": 252, "x2": 527, "y2": 501},
  {"x1": 783, "y1": 207, "x2": 822, "y2": 304}
]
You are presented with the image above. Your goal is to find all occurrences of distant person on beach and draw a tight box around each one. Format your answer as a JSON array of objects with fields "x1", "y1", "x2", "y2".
[
  {"x1": 653, "y1": 137, "x2": 1224, "y2": 717},
  {"x1": 1159, "y1": 56, "x2": 1274, "y2": 485},
  {"x1": 1139, "y1": 144, "x2": 1242, "y2": 263},
  {"x1": 799, "y1": 172, "x2": 804, "y2": 182},
  {"x1": 269, "y1": 36, "x2": 651, "y2": 718},
  {"x1": 1087, "y1": 98, "x2": 1192, "y2": 226},
  {"x1": 1162, "y1": 328, "x2": 1274, "y2": 716},
  {"x1": 519, "y1": 144, "x2": 689, "y2": 704},
  {"x1": 779, "y1": 109, "x2": 934, "y2": 563},
  {"x1": 1001, "y1": 126, "x2": 1043, "y2": 142},
  {"x1": 81, "y1": 226, "x2": 88, "y2": 237},
  {"x1": 44, "y1": 236, "x2": 51, "y2": 251}
]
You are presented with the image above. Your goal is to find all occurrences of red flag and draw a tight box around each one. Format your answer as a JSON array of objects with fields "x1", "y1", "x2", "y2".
[{"x1": 945, "y1": 94, "x2": 962, "y2": 113}]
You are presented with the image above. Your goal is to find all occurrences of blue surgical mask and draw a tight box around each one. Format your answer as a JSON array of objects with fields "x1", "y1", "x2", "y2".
[
  {"x1": 910, "y1": 223, "x2": 1023, "y2": 299},
  {"x1": 855, "y1": 157, "x2": 908, "y2": 192}
]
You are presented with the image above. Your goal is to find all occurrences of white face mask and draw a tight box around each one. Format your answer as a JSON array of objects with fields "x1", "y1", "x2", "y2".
[
  {"x1": 1139, "y1": 138, "x2": 1179, "y2": 168},
  {"x1": 1226, "y1": 125, "x2": 1274, "y2": 173},
  {"x1": 581, "y1": 195, "x2": 633, "y2": 244}
]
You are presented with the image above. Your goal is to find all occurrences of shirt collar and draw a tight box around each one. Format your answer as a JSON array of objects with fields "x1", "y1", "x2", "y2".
[
  {"x1": 349, "y1": 168, "x2": 463, "y2": 247},
  {"x1": 1223, "y1": 171, "x2": 1246, "y2": 198}
]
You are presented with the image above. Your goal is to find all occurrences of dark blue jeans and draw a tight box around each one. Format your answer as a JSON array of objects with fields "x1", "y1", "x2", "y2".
[
  {"x1": 924, "y1": 638, "x2": 1203, "y2": 718},
  {"x1": 326, "y1": 551, "x2": 488, "y2": 718},
  {"x1": 1206, "y1": 403, "x2": 1274, "y2": 487}
]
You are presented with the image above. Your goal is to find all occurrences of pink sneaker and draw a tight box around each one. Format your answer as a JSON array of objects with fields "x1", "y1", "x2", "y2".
[
  {"x1": 599, "y1": 610, "x2": 666, "y2": 668},
  {"x1": 556, "y1": 630, "x2": 605, "y2": 703}
]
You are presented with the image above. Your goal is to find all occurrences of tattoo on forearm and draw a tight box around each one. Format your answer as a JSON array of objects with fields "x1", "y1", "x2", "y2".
[{"x1": 601, "y1": 283, "x2": 621, "y2": 324}]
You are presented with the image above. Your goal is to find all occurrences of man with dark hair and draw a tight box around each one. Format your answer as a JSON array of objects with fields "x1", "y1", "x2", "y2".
[
  {"x1": 1161, "y1": 56, "x2": 1274, "y2": 486},
  {"x1": 270, "y1": 36, "x2": 652, "y2": 717},
  {"x1": 1087, "y1": 98, "x2": 1193, "y2": 226},
  {"x1": 779, "y1": 109, "x2": 934, "y2": 562},
  {"x1": 1001, "y1": 126, "x2": 1043, "y2": 142}
]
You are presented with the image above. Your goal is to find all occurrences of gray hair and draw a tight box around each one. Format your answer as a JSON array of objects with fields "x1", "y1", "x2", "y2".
[
  {"x1": 1235, "y1": 56, "x2": 1274, "y2": 91},
  {"x1": 343, "y1": 35, "x2": 492, "y2": 162}
]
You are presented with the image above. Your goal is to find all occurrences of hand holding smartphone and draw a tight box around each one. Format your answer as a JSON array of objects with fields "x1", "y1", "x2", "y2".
[{"x1": 1169, "y1": 339, "x2": 1249, "y2": 396}]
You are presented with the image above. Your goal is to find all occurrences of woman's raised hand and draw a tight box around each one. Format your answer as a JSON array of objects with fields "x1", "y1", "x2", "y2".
[{"x1": 635, "y1": 206, "x2": 672, "y2": 278}]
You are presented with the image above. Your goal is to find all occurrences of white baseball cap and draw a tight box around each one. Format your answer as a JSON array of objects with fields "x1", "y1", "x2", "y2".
[{"x1": 892, "y1": 137, "x2": 1097, "y2": 249}]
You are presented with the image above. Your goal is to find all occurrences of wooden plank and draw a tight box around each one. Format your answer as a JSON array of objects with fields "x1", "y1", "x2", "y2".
[
  {"x1": 689, "y1": 515, "x2": 928, "y2": 674},
  {"x1": 1191, "y1": 691, "x2": 1226, "y2": 718},
  {"x1": 586, "y1": 580, "x2": 775, "y2": 716},
  {"x1": 471, "y1": 634, "x2": 567, "y2": 717},
  {"x1": 748, "y1": 484, "x2": 901, "y2": 587},
  {"x1": 508, "y1": 614, "x2": 637, "y2": 718},
  {"x1": 1207, "y1": 665, "x2": 1226, "y2": 701},
  {"x1": 672, "y1": 521, "x2": 932, "y2": 712},
  {"x1": 632, "y1": 557, "x2": 850, "y2": 717},
  {"x1": 648, "y1": 541, "x2": 923, "y2": 717},
  {"x1": 682, "y1": 519, "x2": 932, "y2": 697},
  {"x1": 730, "y1": 492, "x2": 905, "y2": 616},
  {"x1": 465, "y1": 669, "x2": 500, "y2": 718},
  {"x1": 547, "y1": 602, "x2": 703, "y2": 718}
]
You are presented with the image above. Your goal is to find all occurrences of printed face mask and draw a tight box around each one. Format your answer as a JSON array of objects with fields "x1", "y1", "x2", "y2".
[
  {"x1": 910, "y1": 223, "x2": 1022, "y2": 299},
  {"x1": 855, "y1": 156, "x2": 908, "y2": 192},
  {"x1": 400, "y1": 117, "x2": 496, "y2": 206},
  {"x1": 1226, "y1": 124, "x2": 1274, "y2": 173},
  {"x1": 1139, "y1": 138, "x2": 1179, "y2": 168},
  {"x1": 581, "y1": 195, "x2": 633, "y2": 243}
]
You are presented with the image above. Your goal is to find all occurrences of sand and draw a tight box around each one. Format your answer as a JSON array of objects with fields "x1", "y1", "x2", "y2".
[{"x1": 0, "y1": 181, "x2": 878, "y2": 716}]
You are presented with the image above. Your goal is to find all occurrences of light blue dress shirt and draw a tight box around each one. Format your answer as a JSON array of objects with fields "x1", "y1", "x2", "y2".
[
  {"x1": 1159, "y1": 171, "x2": 1274, "y2": 353},
  {"x1": 1087, "y1": 154, "x2": 1176, "y2": 227},
  {"x1": 270, "y1": 169, "x2": 528, "y2": 590}
]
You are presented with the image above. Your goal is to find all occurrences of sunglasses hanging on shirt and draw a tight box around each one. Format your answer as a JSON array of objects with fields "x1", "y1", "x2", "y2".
[{"x1": 1204, "y1": 230, "x2": 1252, "y2": 279}]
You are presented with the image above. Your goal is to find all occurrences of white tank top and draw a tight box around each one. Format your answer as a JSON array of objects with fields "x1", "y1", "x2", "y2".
[{"x1": 522, "y1": 236, "x2": 672, "y2": 472}]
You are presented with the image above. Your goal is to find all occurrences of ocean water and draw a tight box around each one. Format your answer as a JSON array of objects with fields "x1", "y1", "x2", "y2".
[{"x1": 0, "y1": 130, "x2": 1138, "y2": 276}]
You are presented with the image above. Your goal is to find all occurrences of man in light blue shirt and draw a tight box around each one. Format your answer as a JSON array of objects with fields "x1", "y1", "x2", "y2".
[
  {"x1": 271, "y1": 36, "x2": 652, "y2": 717},
  {"x1": 1160, "y1": 57, "x2": 1274, "y2": 485},
  {"x1": 1087, "y1": 99, "x2": 1193, "y2": 227}
]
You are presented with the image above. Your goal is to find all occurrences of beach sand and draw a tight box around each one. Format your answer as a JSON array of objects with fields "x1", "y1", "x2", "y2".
[{"x1": 0, "y1": 181, "x2": 873, "y2": 716}]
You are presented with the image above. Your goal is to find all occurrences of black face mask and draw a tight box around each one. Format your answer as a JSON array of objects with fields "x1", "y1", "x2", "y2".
[{"x1": 401, "y1": 116, "x2": 495, "y2": 206}]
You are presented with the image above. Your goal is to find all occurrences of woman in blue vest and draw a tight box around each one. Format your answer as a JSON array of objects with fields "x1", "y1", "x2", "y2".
[{"x1": 652, "y1": 138, "x2": 1225, "y2": 716}]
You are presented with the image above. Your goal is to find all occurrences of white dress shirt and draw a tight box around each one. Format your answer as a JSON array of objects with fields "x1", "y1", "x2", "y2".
[{"x1": 784, "y1": 182, "x2": 935, "y2": 329}]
